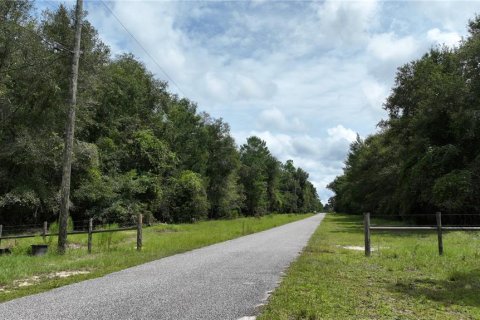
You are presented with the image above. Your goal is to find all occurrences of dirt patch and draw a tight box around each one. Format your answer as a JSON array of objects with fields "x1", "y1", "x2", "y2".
[
  {"x1": 49, "y1": 271, "x2": 90, "y2": 278},
  {"x1": 339, "y1": 245, "x2": 374, "y2": 251},
  {"x1": 0, "y1": 286, "x2": 10, "y2": 293},
  {"x1": 338, "y1": 245, "x2": 388, "y2": 252},
  {"x1": 13, "y1": 276, "x2": 40, "y2": 288},
  {"x1": 11, "y1": 270, "x2": 90, "y2": 288}
]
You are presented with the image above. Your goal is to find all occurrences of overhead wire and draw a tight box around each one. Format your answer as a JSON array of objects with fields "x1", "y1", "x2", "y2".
[
  {"x1": 9, "y1": 21, "x2": 74, "y2": 54},
  {"x1": 0, "y1": 21, "x2": 73, "y2": 75},
  {"x1": 99, "y1": 0, "x2": 187, "y2": 97}
]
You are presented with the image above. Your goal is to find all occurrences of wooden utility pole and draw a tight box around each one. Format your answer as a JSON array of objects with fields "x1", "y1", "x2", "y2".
[{"x1": 58, "y1": 0, "x2": 83, "y2": 254}]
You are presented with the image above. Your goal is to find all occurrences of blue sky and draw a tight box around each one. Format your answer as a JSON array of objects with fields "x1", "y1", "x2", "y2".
[{"x1": 37, "y1": 0, "x2": 480, "y2": 202}]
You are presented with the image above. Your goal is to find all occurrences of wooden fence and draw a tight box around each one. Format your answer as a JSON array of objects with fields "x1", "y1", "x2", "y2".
[
  {"x1": 0, "y1": 214, "x2": 143, "y2": 253},
  {"x1": 363, "y1": 212, "x2": 480, "y2": 257}
]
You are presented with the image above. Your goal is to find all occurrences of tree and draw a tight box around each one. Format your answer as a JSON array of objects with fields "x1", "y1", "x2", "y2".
[
  {"x1": 328, "y1": 15, "x2": 480, "y2": 223},
  {"x1": 0, "y1": 1, "x2": 107, "y2": 226},
  {"x1": 239, "y1": 137, "x2": 271, "y2": 216},
  {"x1": 203, "y1": 117, "x2": 242, "y2": 218}
]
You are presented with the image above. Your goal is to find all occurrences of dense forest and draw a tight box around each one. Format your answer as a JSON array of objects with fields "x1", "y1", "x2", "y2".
[
  {"x1": 0, "y1": 1, "x2": 322, "y2": 226},
  {"x1": 328, "y1": 16, "x2": 480, "y2": 222}
]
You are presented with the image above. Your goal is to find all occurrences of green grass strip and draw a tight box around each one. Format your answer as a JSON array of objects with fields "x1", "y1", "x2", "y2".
[{"x1": 259, "y1": 213, "x2": 480, "y2": 320}]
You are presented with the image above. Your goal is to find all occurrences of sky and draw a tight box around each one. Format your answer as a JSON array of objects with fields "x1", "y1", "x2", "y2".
[{"x1": 38, "y1": 0, "x2": 480, "y2": 203}]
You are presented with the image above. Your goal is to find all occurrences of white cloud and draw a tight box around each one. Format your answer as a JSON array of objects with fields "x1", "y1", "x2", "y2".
[
  {"x1": 413, "y1": 1, "x2": 480, "y2": 32},
  {"x1": 361, "y1": 80, "x2": 389, "y2": 111},
  {"x1": 204, "y1": 72, "x2": 230, "y2": 101},
  {"x1": 257, "y1": 108, "x2": 304, "y2": 132},
  {"x1": 427, "y1": 28, "x2": 462, "y2": 47},
  {"x1": 367, "y1": 32, "x2": 418, "y2": 61},
  {"x1": 315, "y1": 0, "x2": 378, "y2": 47},
  {"x1": 236, "y1": 74, "x2": 277, "y2": 100},
  {"x1": 327, "y1": 125, "x2": 357, "y2": 143}
]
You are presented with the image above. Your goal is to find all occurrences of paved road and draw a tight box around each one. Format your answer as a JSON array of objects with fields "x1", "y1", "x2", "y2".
[{"x1": 0, "y1": 214, "x2": 325, "y2": 320}]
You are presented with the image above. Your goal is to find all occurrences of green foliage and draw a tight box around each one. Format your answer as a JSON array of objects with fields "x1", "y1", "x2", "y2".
[
  {"x1": 239, "y1": 138, "x2": 323, "y2": 216},
  {"x1": 164, "y1": 170, "x2": 209, "y2": 223},
  {"x1": 239, "y1": 137, "x2": 273, "y2": 216},
  {"x1": 329, "y1": 15, "x2": 480, "y2": 221},
  {"x1": 432, "y1": 170, "x2": 473, "y2": 211},
  {"x1": 0, "y1": 1, "x2": 321, "y2": 227}
]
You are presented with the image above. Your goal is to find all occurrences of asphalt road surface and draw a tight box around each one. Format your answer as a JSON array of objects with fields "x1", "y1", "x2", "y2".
[{"x1": 0, "y1": 213, "x2": 325, "y2": 320}]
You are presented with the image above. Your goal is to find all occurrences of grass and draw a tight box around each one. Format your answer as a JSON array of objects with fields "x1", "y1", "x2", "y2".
[
  {"x1": 0, "y1": 213, "x2": 311, "y2": 302},
  {"x1": 259, "y1": 213, "x2": 480, "y2": 320}
]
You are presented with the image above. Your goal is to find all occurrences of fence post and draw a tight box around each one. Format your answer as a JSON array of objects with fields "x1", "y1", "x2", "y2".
[
  {"x1": 0, "y1": 224, "x2": 3, "y2": 246},
  {"x1": 364, "y1": 212, "x2": 371, "y2": 257},
  {"x1": 88, "y1": 218, "x2": 93, "y2": 254},
  {"x1": 43, "y1": 221, "x2": 48, "y2": 242},
  {"x1": 436, "y1": 211, "x2": 443, "y2": 256},
  {"x1": 137, "y1": 214, "x2": 143, "y2": 251}
]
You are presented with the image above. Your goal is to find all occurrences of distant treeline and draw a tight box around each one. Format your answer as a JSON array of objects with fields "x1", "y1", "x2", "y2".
[
  {"x1": 0, "y1": 1, "x2": 322, "y2": 226},
  {"x1": 328, "y1": 16, "x2": 480, "y2": 223}
]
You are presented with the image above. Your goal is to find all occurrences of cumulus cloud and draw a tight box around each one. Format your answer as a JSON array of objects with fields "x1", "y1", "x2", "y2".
[
  {"x1": 236, "y1": 74, "x2": 277, "y2": 100},
  {"x1": 257, "y1": 108, "x2": 304, "y2": 132},
  {"x1": 412, "y1": 1, "x2": 480, "y2": 32},
  {"x1": 361, "y1": 80, "x2": 389, "y2": 111},
  {"x1": 204, "y1": 72, "x2": 230, "y2": 101},
  {"x1": 314, "y1": 0, "x2": 378, "y2": 47},
  {"x1": 427, "y1": 28, "x2": 462, "y2": 47},
  {"x1": 367, "y1": 32, "x2": 418, "y2": 61}
]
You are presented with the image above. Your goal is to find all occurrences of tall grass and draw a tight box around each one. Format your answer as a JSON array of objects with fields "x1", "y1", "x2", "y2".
[
  {"x1": 97, "y1": 224, "x2": 120, "y2": 251},
  {"x1": 47, "y1": 217, "x2": 74, "y2": 246}
]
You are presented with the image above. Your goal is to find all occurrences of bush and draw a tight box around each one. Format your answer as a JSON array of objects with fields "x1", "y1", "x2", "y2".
[
  {"x1": 47, "y1": 217, "x2": 74, "y2": 245},
  {"x1": 165, "y1": 170, "x2": 209, "y2": 223}
]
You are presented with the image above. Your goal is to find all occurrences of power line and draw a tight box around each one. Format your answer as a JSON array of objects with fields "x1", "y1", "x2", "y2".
[
  {"x1": 0, "y1": 23, "x2": 70, "y2": 74},
  {"x1": 100, "y1": 0, "x2": 187, "y2": 97},
  {"x1": 11, "y1": 21, "x2": 74, "y2": 54}
]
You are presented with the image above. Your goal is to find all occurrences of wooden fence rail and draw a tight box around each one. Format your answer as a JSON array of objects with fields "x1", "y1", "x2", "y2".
[
  {"x1": 0, "y1": 214, "x2": 143, "y2": 253},
  {"x1": 364, "y1": 212, "x2": 480, "y2": 257}
]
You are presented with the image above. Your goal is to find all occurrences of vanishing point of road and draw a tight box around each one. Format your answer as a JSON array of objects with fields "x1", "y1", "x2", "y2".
[{"x1": 0, "y1": 214, "x2": 325, "y2": 320}]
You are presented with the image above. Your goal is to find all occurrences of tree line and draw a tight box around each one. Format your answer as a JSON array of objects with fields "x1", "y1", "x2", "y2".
[
  {"x1": 0, "y1": 1, "x2": 322, "y2": 226},
  {"x1": 328, "y1": 16, "x2": 480, "y2": 223}
]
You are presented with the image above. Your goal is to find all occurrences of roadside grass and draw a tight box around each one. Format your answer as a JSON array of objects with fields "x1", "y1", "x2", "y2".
[
  {"x1": 0, "y1": 213, "x2": 311, "y2": 302},
  {"x1": 259, "y1": 213, "x2": 480, "y2": 320}
]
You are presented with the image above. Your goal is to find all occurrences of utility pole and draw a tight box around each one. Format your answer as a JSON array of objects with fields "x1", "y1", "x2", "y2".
[{"x1": 58, "y1": 0, "x2": 83, "y2": 254}]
